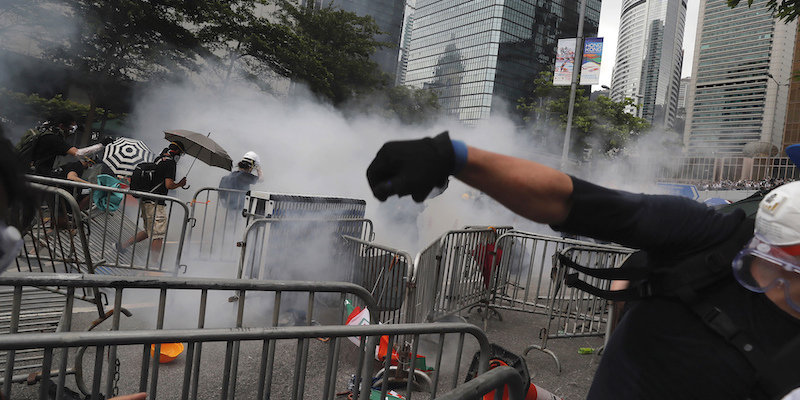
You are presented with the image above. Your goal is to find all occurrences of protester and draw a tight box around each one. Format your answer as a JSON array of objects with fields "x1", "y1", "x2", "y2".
[
  {"x1": 24, "y1": 113, "x2": 112, "y2": 176},
  {"x1": 51, "y1": 155, "x2": 96, "y2": 213},
  {"x1": 116, "y1": 141, "x2": 187, "y2": 266},
  {"x1": 218, "y1": 151, "x2": 263, "y2": 211},
  {"x1": 367, "y1": 131, "x2": 800, "y2": 399}
]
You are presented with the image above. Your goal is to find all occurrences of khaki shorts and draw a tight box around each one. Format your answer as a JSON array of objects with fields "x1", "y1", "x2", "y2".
[{"x1": 141, "y1": 202, "x2": 168, "y2": 239}]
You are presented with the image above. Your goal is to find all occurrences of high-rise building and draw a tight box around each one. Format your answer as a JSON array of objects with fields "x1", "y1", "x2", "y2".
[
  {"x1": 319, "y1": 0, "x2": 406, "y2": 80},
  {"x1": 677, "y1": 77, "x2": 691, "y2": 109},
  {"x1": 395, "y1": 2, "x2": 416, "y2": 86},
  {"x1": 402, "y1": 0, "x2": 601, "y2": 125},
  {"x1": 779, "y1": 24, "x2": 800, "y2": 152},
  {"x1": 685, "y1": 0, "x2": 797, "y2": 156},
  {"x1": 608, "y1": 0, "x2": 686, "y2": 129}
]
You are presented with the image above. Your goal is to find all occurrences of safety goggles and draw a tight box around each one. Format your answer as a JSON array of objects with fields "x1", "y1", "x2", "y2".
[{"x1": 732, "y1": 234, "x2": 800, "y2": 312}]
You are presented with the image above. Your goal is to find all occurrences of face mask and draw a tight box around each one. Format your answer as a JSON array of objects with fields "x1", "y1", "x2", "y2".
[
  {"x1": 0, "y1": 222, "x2": 23, "y2": 273},
  {"x1": 69, "y1": 124, "x2": 78, "y2": 134},
  {"x1": 733, "y1": 234, "x2": 800, "y2": 312}
]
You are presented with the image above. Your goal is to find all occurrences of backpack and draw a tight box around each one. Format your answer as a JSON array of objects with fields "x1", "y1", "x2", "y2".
[
  {"x1": 14, "y1": 127, "x2": 55, "y2": 169},
  {"x1": 130, "y1": 157, "x2": 167, "y2": 193}
]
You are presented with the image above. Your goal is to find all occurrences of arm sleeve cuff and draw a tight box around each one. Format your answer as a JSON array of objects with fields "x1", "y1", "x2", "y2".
[{"x1": 452, "y1": 140, "x2": 468, "y2": 174}]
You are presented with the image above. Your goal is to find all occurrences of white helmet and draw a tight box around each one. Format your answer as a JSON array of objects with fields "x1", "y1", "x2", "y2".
[{"x1": 242, "y1": 151, "x2": 260, "y2": 167}]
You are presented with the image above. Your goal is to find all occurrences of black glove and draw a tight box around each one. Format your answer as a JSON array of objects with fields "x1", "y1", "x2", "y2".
[
  {"x1": 101, "y1": 136, "x2": 115, "y2": 146},
  {"x1": 367, "y1": 131, "x2": 455, "y2": 202}
]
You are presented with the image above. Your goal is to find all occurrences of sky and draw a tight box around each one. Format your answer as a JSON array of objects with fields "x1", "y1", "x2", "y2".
[{"x1": 595, "y1": 0, "x2": 701, "y2": 89}]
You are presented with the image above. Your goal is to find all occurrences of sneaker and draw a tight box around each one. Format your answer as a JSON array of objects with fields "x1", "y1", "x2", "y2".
[{"x1": 114, "y1": 242, "x2": 128, "y2": 254}]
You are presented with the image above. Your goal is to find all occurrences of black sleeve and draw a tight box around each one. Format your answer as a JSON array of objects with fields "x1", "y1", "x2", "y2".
[
  {"x1": 43, "y1": 135, "x2": 73, "y2": 156},
  {"x1": 551, "y1": 176, "x2": 745, "y2": 257}
]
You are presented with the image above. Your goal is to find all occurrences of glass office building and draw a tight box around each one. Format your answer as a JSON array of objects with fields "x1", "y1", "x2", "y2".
[
  {"x1": 320, "y1": 0, "x2": 406, "y2": 79},
  {"x1": 609, "y1": 0, "x2": 686, "y2": 129},
  {"x1": 402, "y1": 0, "x2": 600, "y2": 125},
  {"x1": 685, "y1": 0, "x2": 797, "y2": 156}
]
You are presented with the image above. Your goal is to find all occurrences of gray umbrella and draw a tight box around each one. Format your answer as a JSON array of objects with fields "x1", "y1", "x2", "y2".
[{"x1": 163, "y1": 130, "x2": 233, "y2": 171}]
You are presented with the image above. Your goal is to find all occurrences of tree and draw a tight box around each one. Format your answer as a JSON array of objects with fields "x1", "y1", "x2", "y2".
[
  {"x1": 517, "y1": 72, "x2": 649, "y2": 157},
  {"x1": 249, "y1": 0, "x2": 391, "y2": 105},
  {"x1": 728, "y1": 0, "x2": 800, "y2": 22},
  {"x1": 33, "y1": 1, "x2": 212, "y2": 145},
  {"x1": 347, "y1": 85, "x2": 442, "y2": 125}
]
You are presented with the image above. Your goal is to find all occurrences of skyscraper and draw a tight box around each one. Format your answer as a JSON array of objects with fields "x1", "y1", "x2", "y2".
[
  {"x1": 319, "y1": 0, "x2": 406, "y2": 80},
  {"x1": 402, "y1": 0, "x2": 600, "y2": 125},
  {"x1": 685, "y1": 0, "x2": 797, "y2": 156},
  {"x1": 608, "y1": 0, "x2": 686, "y2": 129}
]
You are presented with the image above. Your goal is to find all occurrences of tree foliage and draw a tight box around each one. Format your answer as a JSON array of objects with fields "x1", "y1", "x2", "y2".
[
  {"x1": 348, "y1": 85, "x2": 442, "y2": 125},
  {"x1": 4, "y1": 0, "x2": 391, "y2": 144},
  {"x1": 728, "y1": 0, "x2": 800, "y2": 22},
  {"x1": 517, "y1": 72, "x2": 650, "y2": 157}
]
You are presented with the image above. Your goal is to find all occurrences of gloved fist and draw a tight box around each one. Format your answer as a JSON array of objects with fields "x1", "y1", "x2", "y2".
[
  {"x1": 101, "y1": 136, "x2": 115, "y2": 146},
  {"x1": 367, "y1": 131, "x2": 455, "y2": 202}
]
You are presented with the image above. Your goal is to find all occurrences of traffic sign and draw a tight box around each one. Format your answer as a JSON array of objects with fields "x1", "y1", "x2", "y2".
[{"x1": 656, "y1": 183, "x2": 699, "y2": 201}]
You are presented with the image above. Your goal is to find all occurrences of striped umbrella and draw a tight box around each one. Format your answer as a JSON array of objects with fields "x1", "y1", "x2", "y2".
[{"x1": 102, "y1": 137, "x2": 156, "y2": 177}]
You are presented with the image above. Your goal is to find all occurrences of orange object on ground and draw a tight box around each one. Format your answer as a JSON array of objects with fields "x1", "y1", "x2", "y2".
[{"x1": 150, "y1": 343, "x2": 184, "y2": 363}]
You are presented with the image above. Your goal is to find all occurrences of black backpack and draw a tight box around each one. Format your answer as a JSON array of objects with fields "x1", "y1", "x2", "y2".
[
  {"x1": 14, "y1": 127, "x2": 55, "y2": 169},
  {"x1": 130, "y1": 157, "x2": 167, "y2": 193}
]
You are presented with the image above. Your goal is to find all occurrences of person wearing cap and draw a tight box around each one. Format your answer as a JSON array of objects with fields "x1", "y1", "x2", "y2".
[
  {"x1": 218, "y1": 151, "x2": 263, "y2": 211},
  {"x1": 366, "y1": 132, "x2": 800, "y2": 399},
  {"x1": 116, "y1": 141, "x2": 187, "y2": 265}
]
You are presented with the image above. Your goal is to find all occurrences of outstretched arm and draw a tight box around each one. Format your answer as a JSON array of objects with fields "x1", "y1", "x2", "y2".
[
  {"x1": 367, "y1": 132, "x2": 574, "y2": 225},
  {"x1": 456, "y1": 146, "x2": 573, "y2": 225}
]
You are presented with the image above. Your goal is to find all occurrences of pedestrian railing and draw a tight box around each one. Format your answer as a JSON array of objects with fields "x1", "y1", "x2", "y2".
[{"x1": 26, "y1": 175, "x2": 190, "y2": 275}]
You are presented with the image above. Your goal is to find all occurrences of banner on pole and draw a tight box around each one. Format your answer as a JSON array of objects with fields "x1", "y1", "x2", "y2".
[
  {"x1": 580, "y1": 37, "x2": 603, "y2": 85},
  {"x1": 553, "y1": 38, "x2": 576, "y2": 86}
]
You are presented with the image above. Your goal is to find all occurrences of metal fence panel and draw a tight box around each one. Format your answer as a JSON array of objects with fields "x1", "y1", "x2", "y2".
[
  {"x1": 186, "y1": 187, "x2": 250, "y2": 263},
  {"x1": 0, "y1": 273, "x2": 490, "y2": 400},
  {"x1": 25, "y1": 175, "x2": 190, "y2": 275},
  {"x1": 406, "y1": 227, "x2": 512, "y2": 324}
]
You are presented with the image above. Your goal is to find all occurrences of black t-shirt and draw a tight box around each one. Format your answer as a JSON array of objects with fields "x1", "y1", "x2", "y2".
[
  {"x1": 151, "y1": 157, "x2": 177, "y2": 197},
  {"x1": 552, "y1": 177, "x2": 800, "y2": 399},
  {"x1": 32, "y1": 134, "x2": 73, "y2": 176}
]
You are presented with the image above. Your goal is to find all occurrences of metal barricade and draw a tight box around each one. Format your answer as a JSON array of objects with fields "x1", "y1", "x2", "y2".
[
  {"x1": 236, "y1": 217, "x2": 373, "y2": 281},
  {"x1": 340, "y1": 235, "x2": 415, "y2": 325},
  {"x1": 0, "y1": 272, "x2": 381, "y2": 398},
  {"x1": 186, "y1": 187, "x2": 250, "y2": 262},
  {"x1": 520, "y1": 243, "x2": 633, "y2": 372},
  {"x1": 406, "y1": 227, "x2": 512, "y2": 324},
  {"x1": 435, "y1": 366, "x2": 526, "y2": 400},
  {"x1": 0, "y1": 322, "x2": 490, "y2": 400},
  {"x1": 26, "y1": 175, "x2": 191, "y2": 275}
]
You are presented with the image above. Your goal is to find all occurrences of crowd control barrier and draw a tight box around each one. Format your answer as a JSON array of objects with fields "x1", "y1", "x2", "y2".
[
  {"x1": 511, "y1": 242, "x2": 633, "y2": 372},
  {"x1": 186, "y1": 187, "x2": 251, "y2": 263},
  {"x1": 236, "y1": 217, "x2": 373, "y2": 281},
  {"x1": 0, "y1": 272, "x2": 382, "y2": 398},
  {"x1": 340, "y1": 235, "x2": 415, "y2": 325},
  {"x1": 0, "y1": 322, "x2": 490, "y2": 400},
  {"x1": 26, "y1": 175, "x2": 190, "y2": 275},
  {"x1": 407, "y1": 227, "x2": 512, "y2": 325}
]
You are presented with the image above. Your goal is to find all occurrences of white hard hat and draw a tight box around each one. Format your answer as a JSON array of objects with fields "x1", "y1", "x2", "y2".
[
  {"x1": 756, "y1": 181, "x2": 800, "y2": 247},
  {"x1": 242, "y1": 151, "x2": 259, "y2": 164}
]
